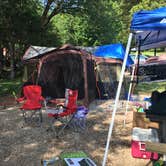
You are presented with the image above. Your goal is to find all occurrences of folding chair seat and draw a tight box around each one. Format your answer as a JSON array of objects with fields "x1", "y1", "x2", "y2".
[
  {"x1": 45, "y1": 88, "x2": 78, "y2": 137},
  {"x1": 17, "y1": 85, "x2": 44, "y2": 126}
]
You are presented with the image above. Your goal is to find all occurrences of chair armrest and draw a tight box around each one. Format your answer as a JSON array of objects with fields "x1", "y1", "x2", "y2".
[
  {"x1": 44, "y1": 99, "x2": 67, "y2": 112},
  {"x1": 16, "y1": 97, "x2": 25, "y2": 103},
  {"x1": 56, "y1": 104, "x2": 67, "y2": 109},
  {"x1": 49, "y1": 100, "x2": 65, "y2": 108},
  {"x1": 49, "y1": 98, "x2": 65, "y2": 105},
  {"x1": 40, "y1": 96, "x2": 45, "y2": 101}
]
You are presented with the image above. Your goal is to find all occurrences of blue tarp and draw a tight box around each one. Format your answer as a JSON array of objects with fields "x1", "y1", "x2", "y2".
[
  {"x1": 130, "y1": 7, "x2": 166, "y2": 50},
  {"x1": 94, "y1": 43, "x2": 134, "y2": 67}
]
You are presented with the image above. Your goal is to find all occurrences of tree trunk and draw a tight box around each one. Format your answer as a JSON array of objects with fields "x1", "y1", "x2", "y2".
[
  {"x1": 22, "y1": 65, "x2": 28, "y2": 82},
  {"x1": 0, "y1": 48, "x2": 3, "y2": 75},
  {"x1": 9, "y1": 42, "x2": 15, "y2": 79}
]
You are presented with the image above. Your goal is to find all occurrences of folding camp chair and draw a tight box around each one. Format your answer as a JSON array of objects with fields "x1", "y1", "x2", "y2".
[
  {"x1": 17, "y1": 85, "x2": 44, "y2": 126},
  {"x1": 45, "y1": 88, "x2": 78, "y2": 137}
]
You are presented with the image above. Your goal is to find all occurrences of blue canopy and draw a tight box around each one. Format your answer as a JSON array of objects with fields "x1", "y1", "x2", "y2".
[
  {"x1": 131, "y1": 7, "x2": 166, "y2": 31},
  {"x1": 130, "y1": 7, "x2": 166, "y2": 50},
  {"x1": 94, "y1": 43, "x2": 134, "y2": 67}
]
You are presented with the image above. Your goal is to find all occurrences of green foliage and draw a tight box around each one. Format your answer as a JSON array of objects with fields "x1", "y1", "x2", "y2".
[
  {"x1": 53, "y1": 0, "x2": 166, "y2": 46},
  {"x1": 53, "y1": 0, "x2": 123, "y2": 46},
  {"x1": 0, "y1": 0, "x2": 166, "y2": 80},
  {"x1": 0, "y1": 0, "x2": 59, "y2": 79},
  {"x1": 83, "y1": 0, "x2": 122, "y2": 45},
  {"x1": 0, "y1": 78, "x2": 22, "y2": 96},
  {"x1": 131, "y1": 0, "x2": 166, "y2": 13},
  {"x1": 134, "y1": 81, "x2": 166, "y2": 94},
  {"x1": 1, "y1": 0, "x2": 165, "y2": 49},
  {"x1": 53, "y1": 14, "x2": 90, "y2": 46},
  {"x1": 0, "y1": 0, "x2": 59, "y2": 47},
  {"x1": 41, "y1": 0, "x2": 85, "y2": 27}
]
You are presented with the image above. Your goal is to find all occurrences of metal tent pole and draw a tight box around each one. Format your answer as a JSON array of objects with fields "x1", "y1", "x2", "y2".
[
  {"x1": 123, "y1": 49, "x2": 138, "y2": 127},
  {"x1": 123, "y1": 37, "x2": 141, "y2": 126},
  {"x1": 102, "y1": 33, "x2": 133, "y2": 166}
]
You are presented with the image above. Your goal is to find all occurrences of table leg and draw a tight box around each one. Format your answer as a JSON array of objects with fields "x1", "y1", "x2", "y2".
[{"x1": 161, "y1": 121, "x2": 166, "y2": 166}]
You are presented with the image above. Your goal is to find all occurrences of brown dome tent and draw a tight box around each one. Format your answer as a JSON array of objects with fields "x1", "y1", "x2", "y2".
[{"x1": 22, "y1": 44, "x2": 96, "y2": 106}]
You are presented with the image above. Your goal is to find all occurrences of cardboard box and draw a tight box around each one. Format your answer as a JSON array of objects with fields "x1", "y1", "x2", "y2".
[{"x1": 133, "y1": 112, "x2": 159, "y2": 129}]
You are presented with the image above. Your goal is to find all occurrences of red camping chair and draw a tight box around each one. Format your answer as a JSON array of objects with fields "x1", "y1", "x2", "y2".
[
  {"x1": 17, "y1": 85, "x2": 44, "y2": 125},
  {"x1": 45, "y1": 89, "x2": 78, "y2": 137}
]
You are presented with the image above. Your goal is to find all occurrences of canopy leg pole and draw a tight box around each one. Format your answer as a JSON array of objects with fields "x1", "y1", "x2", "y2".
[
  {"x1": 123, "y1": 49, "x2": 139, "y2": 127},
  {"x1": 154, "y1": 48, "x2": 157, "y2": 56},
  {"x1": 102, "y1": 33, "x2": 133, "y2": 166},
  {"x1": 124, "y1": 37, "x2": 141, "y2": 126}
]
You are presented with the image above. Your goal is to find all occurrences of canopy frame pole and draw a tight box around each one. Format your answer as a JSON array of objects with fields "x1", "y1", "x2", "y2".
[
  {"x1": 154, "y1": 48, "x2": 157, "y2": 56},
  {"x1": 123, "y1": 37, "x2": 141, "y2": 126},
  {"x1": 102, "y1": 33, "x2": 133, "y2": 166},
  {"x1": 123, "y1": 46, "x2": 139, "y2": 126},
  {"x1": 136, "y1": 38, "x2": 141, "y2": 84}
]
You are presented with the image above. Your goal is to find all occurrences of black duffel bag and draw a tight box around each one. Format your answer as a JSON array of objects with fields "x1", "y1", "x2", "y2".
[{"x1": 147, "y1": 90, "x2": 166, "y2": 115}]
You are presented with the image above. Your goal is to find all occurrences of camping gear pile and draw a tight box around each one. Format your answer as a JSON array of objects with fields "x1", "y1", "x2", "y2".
[{"x1": 102, "y1": 7, "x2": 166, "y2": 166}]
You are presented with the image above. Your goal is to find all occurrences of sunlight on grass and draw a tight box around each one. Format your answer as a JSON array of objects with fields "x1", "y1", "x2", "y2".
[
  {"x1": 134, "y1": 81, "x2": 166, "y2": 94},
  {"x1": 131, "y1": 50, "x2": 165, "y2": 57}
]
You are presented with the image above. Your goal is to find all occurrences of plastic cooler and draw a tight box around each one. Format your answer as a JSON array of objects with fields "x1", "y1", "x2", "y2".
[{"x1": 131, "y1": 127, "x2": 159, "y2": 160}]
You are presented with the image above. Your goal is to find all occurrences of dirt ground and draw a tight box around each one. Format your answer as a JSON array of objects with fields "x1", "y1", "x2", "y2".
[{"x1": 0, "y1": 98, "x2": 152, "y2": 166}]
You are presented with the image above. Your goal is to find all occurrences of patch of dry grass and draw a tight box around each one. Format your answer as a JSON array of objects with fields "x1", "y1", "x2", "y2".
[{"x1": 0, "y1": 99, "x2": 152, "y2": 166}]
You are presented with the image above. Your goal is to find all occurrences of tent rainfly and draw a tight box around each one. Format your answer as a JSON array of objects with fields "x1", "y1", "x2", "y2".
[{"x1": 102, "y1": 7, "x2": 166, "y2": 166}]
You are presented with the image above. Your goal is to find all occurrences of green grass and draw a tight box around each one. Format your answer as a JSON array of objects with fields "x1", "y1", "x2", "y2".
[
  {"x1": 1, "y1": 78, "x2": 166, "y2": 98},
  {"x1": 142, "y1": 51, "x2": 165, "y2": 57},
  {"x1": 0, "y1": 78, "x2": 22, "y2": 96},
  {"x1": 134, "y1": 81, "x2": 166, "y2": 94},
  {"x1": 131, "y1": 50, "x2": 165, "y2": 57}
]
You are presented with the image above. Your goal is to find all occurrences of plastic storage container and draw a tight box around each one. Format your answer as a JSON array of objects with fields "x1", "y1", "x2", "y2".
[{"x1": 132, "y1": 127, "x2": 159, "y2": 142}]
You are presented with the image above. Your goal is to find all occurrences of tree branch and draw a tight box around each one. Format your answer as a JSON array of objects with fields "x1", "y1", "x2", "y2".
[
  {"x1": 41, "y1": 0, "x2": 54, "y2": 27},
  {"x1": 42, "y1": 1, "x2": 64, "y2": 28},
  {"x1": 41, "y1": 0, "x2": 84, "y2": 28}
]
